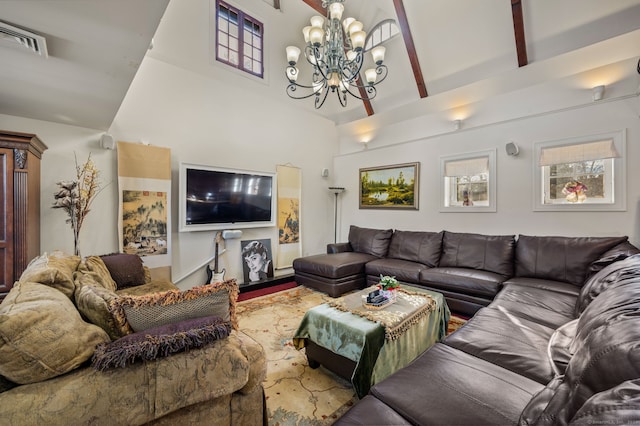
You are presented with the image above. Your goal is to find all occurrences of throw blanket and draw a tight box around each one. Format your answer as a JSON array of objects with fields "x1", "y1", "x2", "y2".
[{"x1": 329, "y1": 286, "x2": 436, "y2": 341}]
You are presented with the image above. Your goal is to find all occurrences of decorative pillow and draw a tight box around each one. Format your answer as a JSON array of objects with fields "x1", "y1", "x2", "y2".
[
  {"x1": 110, "y1": 279, "x2": 239, "y2": 335},
  {"x1": 74, "y1": 278, "x2": 124, "y2": 341},
  {"x1": 0, "y1": 281, "x2": 110, "y2": 384},
  {"x1": 78, "y1": 256, "x2": 118, "y2": 292},
  {"x1": 91, "y1": 315, "x2": 231, "y2": 370},
  {"x1": 100, "y1": 253, "x2": 146, "y2": 289},
  {"x1": 348, "y1": 225, "x2": 393, "y2": 258},
  {"x1": 19, "y1": 251, "x2": 81, "y2": 299}
]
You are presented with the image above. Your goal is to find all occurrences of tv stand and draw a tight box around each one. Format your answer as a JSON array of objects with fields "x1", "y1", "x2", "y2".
[{"x1": 239, "y1": 273, "x2": 295, "y2": 293}]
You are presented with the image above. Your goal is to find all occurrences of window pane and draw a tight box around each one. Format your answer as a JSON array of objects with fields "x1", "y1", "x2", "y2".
[
  {"x1": 218, "y1": 17, "x2": 228, "y2": 32},
  {"x1": 229, "y1": 37, "x2": 238, "y2": 50},
  {"x1": 218, "y1": 47, "x2": 229, "y2": 61},
  {"x1": 253, "y1": 60, "x2": 261, "y2": 74},
  {"x1": 218, "y1": 32, "x2": 228, "y2": 47},
  {"x1": 253, "y1": 47, "x2": 261, "y2": 62},
  {"x1": 229, "y1": 50, "x2": 239, "y2": 65}
]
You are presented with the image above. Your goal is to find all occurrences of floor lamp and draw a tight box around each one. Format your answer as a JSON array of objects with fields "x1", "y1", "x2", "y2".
[{"x1": 329, "y1": 187, "x2": 345, "y2": 243}]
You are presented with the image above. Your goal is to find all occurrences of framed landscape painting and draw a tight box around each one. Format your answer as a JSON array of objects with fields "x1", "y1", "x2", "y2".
[{"x1": 359, "y1": 162, "x2": 419, "y2": 209}]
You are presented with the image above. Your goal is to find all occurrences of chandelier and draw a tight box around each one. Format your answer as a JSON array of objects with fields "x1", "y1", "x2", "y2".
[{"x1": 285, "y1": 0, "x2": 388, "y2": 109}]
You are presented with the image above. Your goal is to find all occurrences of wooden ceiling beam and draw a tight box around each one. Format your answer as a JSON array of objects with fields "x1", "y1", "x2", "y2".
[
  {"x1": 393, "y1": 0, "x2": 428, "y2": 98},
  {"x1": 511, "y1": 0, "x2": 528, "y2": 67},
  {"x1": 301, "y1": 0, "x2": 325, "y2": 16}
]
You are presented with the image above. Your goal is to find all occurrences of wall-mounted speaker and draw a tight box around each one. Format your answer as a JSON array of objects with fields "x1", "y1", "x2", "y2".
[
  {"x1": 100, "y1": 133, "x2": 115, "y2": 150},
  {"x1": 222, "y1": 230, "x2": 243, "y2": 240},
  {"x1": 505, "y1": 142, "x2": 520, "y2": 156}
]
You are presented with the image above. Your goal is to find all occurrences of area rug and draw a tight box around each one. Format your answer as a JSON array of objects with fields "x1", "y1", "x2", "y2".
[{"x1": 237, "y1": 285, "x2": 466, "y2": 426}]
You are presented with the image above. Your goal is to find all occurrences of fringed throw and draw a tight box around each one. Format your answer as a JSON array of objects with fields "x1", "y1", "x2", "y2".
[
  {"x1": 92, "y1": 315, "x2": 232, "y2": 370},
  {"x1": 329, "y1": 286, "x2": 436, "y2": 341}
]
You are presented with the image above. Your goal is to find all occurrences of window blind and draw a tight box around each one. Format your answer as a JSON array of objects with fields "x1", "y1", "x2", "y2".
[
  {"x1": 539, "y1": 139, "x2": 619, "y2": 166},
  {"x1": 444, "y1": 156, "x2": 489, "y2": 177}
]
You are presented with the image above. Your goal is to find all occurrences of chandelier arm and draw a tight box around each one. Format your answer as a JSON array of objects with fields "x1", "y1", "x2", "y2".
[
  {"x1": 341, "y1": 84, "x2": 377, "y2": 101},
  {"x1": 314, "y1": 83, "x2": 330, "y2": 109},
  {"x1": 337, "y1": 89, "x2": 348, "y2": 107}
]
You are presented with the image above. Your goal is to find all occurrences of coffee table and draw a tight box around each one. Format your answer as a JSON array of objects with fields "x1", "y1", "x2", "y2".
[{"x1": 293, "y1": 285, "x2": 450, "y2": 398}]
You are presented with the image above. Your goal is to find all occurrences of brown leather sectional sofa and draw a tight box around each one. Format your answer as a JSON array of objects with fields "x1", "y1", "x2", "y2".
[
  {"x1": 293, "y1": 225, "x2": 636, "y2": 316},
  {"x1": 293, "y1": 225, "x2": 640, "y2": 425}
]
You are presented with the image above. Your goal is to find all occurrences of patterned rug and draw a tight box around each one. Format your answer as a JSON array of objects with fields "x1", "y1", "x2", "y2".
[{"x1": 237, "y1": 285, "x2": 466, "y2": 426}]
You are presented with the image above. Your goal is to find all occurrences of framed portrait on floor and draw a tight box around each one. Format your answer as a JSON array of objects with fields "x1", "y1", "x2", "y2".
[{"x1": 240, "y1": 238, "x2": 274, "y2": 284}]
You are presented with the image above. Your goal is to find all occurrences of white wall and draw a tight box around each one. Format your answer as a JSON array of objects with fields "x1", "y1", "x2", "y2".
[
  {"x1": 333, "y1": 96, "x2": 640, "y2": 247},
  {"x1": 109, "y1": 57, "x2": 338, "y2": 289}
]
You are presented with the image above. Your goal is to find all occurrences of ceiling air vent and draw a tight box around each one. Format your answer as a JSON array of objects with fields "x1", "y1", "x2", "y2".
[{"x1": 0, "y1": 20, "x2": 48, "y2": 57}]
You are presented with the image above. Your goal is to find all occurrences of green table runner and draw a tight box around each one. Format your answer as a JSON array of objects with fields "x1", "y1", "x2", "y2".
[{"x1": 293, "y1": 285, "x2": 450, "y2": 398}]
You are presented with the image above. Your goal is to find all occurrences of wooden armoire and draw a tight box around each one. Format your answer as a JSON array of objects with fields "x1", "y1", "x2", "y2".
[{"x1": 0, "y1": 130, "x2": 47, "y2": 298}]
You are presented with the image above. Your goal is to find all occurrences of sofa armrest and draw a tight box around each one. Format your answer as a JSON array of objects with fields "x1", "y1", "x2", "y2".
[{"x1": 327, "y1": 243, "x2": 352, "y2": 254}]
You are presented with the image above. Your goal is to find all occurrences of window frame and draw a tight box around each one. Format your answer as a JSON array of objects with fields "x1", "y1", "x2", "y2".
[
  {"x1": 439, "y1": 148, "x2": 497, "y2": 213},
  {"x1": 215, "y1": 0, "x2": 264, "y2": 79},
  {"x1": 533, "y1": 130, "x2": 626, "y2": 212}
]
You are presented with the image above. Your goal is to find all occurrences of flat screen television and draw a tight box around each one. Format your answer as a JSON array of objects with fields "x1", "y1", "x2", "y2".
[{"x1": 179, "y1": 163, "x2": 276, "y2": 232}]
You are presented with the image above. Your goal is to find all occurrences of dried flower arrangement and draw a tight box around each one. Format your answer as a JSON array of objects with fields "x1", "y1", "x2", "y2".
[{"x1": 52, "y1": 153, "x2": 105, "y2": 256}]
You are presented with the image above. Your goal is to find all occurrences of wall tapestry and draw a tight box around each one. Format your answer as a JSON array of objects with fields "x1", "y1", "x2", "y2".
[
  {"x1": 117, "y1": 141, "x2": 171, "y2": 270},
  {"x1": 241, "y1": 238, "x2": 274, "y2": 284},
  {"x1": 276, "y1": 164, "x2": 301, "y2": 269}
]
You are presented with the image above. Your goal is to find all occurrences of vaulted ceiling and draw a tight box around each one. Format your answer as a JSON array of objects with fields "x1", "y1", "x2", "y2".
[{"x1": 1, "y1": 0, "x2": 639, "y2": 131}]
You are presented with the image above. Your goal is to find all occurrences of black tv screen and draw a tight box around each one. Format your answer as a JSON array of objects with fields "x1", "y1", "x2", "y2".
[{"x1": 179, "y1": 163, "x2": 275, "y2": 231}]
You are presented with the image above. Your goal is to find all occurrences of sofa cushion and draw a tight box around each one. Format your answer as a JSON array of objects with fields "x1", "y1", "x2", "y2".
[
  {"x1": 110, "y1": 280, "x2": 239, "y2": 335},
  {"x1": 293, "y1": 252, "x2": 376, "y2": 278},
  {"x1": 0, "y1": 281, "x2": 110, "y2": 384},
  {"x1": 19, "y1": 251, "x2": 81, "y2": 299},
  {"x1": 575, "y1": 254, "x2": 640, "y2": 316},
  {"x1": 444, "y1": 307, "x2": 556, "y2": 384},
  {"x1": 74, "y1": 279, "x2": 124, "y2": 340},
  {"x1": 367, "y1": 343, "x2": 544, "y2": 426},
  {"x1": 586, "y1": 241, "x2": 640, "y2": 279},
  {"x1": 386, "y1": 230, "x2": 443, "y2": 267},
  {"x1": 348, "y1": 225, "x2": 393, "y2": 257},
  {"x1": 514, "y1": 235, "x2": 627, "y2": 286},
  {"x1": 80, "y1": 256, "x2": 118, "y2": 292},
  {"x1": 419, "y1": 267, "x2": 505, "y2": 298},
  {"x1": 438, "y1": 231, "x2": 515, "y2": 276},
  {"x1": 100, "y1": 253, "x2": 147, "y2": 289},
  {"x1": 365, "y1": 258, "x2": 426, "y2": 284},
  {"x1": 490, "y1": 280, "x2": 577, "y2": 329},
  {"x1": 92, "y1": 315, "x2": 232, "y2": 370}
]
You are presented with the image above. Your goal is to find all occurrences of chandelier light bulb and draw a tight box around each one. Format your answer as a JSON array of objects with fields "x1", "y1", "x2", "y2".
[
  {"x1": 309, "y1": 27, "x2": 325, "y2": 46},
  {"x1": 351, "y1": 30, "x2": 366, "y2": 50},
  {"x1": 342, "y1": 17, "x2": 355, "y2": 33},
  {"x1": 348, "y1": 20, "x2": 363, "y2": 36},
  {"x1": 302, "y1": 26, "x2": 311, "y2": 43},
  {"x1": 365, "y1": 68, "x2": 377, "y2": 84},
  {"x1": 346, "y1": 50, "x2": 357, "y2": 61},
  {"x1": 310, "y1": 15, "x2": 324, "y2": 28},
  {"x1": 371, "y1": 46, "x2": 385, "y2": 64},
  {"x1": 340, "y1": 79, "x2": 349, "y2": 93},
  {"x1": 286, "y1": 46, "x2": 301, "y2": 65},
  {"x1": 329, "y1": 2, "x2": 344, "y2": 20},
  {"x1": 328, "y1": 72, "x2": 341, "y2": 89}
]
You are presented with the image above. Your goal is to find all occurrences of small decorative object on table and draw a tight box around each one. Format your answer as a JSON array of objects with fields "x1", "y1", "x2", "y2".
[
  {"x1": 378, "y1": 274, "x2": 400, "y2": 302},
  {"x1": 363, "y1": 289, "x2": 394, "y2": 310}
]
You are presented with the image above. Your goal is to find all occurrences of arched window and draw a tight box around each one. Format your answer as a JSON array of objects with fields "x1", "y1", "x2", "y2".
[{"x1": 364, "y1": 19, "x2": 400, "y2": 52}]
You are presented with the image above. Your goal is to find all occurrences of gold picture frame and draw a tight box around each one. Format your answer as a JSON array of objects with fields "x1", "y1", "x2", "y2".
[{"x1": 359, "y1": 162, "x2": 419, "y2": 209}]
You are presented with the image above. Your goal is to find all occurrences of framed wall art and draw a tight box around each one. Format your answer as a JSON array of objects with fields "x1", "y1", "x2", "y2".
[{"x1": 359, "y1": 162, "x2": 419, "y2": 209}]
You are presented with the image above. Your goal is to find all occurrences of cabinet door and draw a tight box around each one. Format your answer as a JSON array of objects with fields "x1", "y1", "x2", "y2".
[{"x1": 0, "y1": 148, "x2": 14, "y2": 293}]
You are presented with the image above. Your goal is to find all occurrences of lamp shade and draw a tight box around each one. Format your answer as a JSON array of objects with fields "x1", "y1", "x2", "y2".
[
  {"x1": 351, "y1": 31, "x2": 366, "y2": 50},
  {"x1": 310, "y1": 15, "x2": 324, "y2": 28},
  {"x1": 329, "y1": 2, "x2": 344, "y2": 20},
  {"x1": 371, "y1": 46, "x2": 385, "y2": 64},
  {"x1": 342, "y1": 17, "x2": 355, "y2": 33},
  {"x1": 302, "y1": 26, "x2": 311, "y2": 43},
  {"x1": 309, "y1": 27, "x2": 325, "y2": 46},
  {"x1": 365, "y1": 68, "x2": 377, "y2": 84},
  {"x1": 348, "y1": 20, "x2": 363, "y2": 36},
  {"x1": 286, "y1": 46, "x2": 301, "y2": 65}
]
